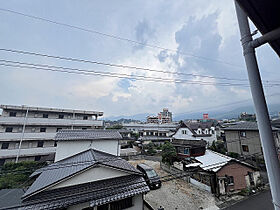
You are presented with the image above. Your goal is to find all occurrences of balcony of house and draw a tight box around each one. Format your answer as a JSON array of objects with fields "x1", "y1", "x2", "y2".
[
  {"x1": 0, "y1": 146, "x2": 56, "y2": 158},
  {"x1": 0, "y1": 116, "x2": 104, "y2": 127},
  {"x1": 0, "y1": 132, "x2": 56, "y2": 141}
]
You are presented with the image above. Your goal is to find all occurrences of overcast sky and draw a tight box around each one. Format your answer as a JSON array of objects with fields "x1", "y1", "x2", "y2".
[{"x1": 0, "y1": 0, "x2": 280, "y2": 118}]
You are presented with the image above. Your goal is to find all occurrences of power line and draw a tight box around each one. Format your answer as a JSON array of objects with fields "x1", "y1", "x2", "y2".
[
  {"x1": 1, "y1": 48, "x2": 279, "y2": 85},
  {"x1": 0, "y1": 62, "x2": 256, "y2": 87},
  {"x1": 0, "y1": 48, "x2": 248, "y2": 82},
  {"x1": 0, "y1": 8, "x2": 245, "y2": 69}
]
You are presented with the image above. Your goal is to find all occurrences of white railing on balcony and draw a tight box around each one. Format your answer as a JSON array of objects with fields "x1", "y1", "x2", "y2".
[
  {"x1": 0, "y1": 117, "x2": 103, "y2": 127},
  {"x1": 0, "y1": 147, "x2": 56, "y2": 158},
  {"x1": 0, "y1": 132, "x2": 56, "y2": 141}
]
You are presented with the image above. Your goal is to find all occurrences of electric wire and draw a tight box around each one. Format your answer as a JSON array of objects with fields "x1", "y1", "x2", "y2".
[
  {"x1": 0, "y1": 8, "x2": 245, "y2": 69},
  {"x1": 0, "y1": 48, "x2": 249, "y2": 82}
]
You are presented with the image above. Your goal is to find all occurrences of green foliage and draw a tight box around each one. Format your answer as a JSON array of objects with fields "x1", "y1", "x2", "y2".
[
  {"x1": 209, "y1": 141, "x2": 226, "y2": 154},
  {"x1": 161, "y1": 141, "x2": 177, "y2": 165},
  {"x1": 228, "y1": 152, "x2": 239, "y2": 159},
  {"x1": 146, "y1": 142, "x2": 156, "y2": 156},
  {"x1": 0, "y1": 161, "x2": 46, "y2": 189}
]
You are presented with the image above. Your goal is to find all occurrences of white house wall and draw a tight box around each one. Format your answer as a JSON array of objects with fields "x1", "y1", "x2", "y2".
[
  {"x1": 55, "y1": 140, "x2": 119, "y2": 162},
  {"x1": 173, "y1": 128, "x2": 196, "y2": 140},
  {"x1": 50, "y1": 166, "x2": 129, "y2": 190},
  {"x1": 173, "y1": 128, "x2": 216, "y2": 144}
]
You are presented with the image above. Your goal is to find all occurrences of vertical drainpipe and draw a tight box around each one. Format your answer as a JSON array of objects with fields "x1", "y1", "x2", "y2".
[
  {"x1": 16, "y1": 107, "x2": 29, "y2": 163},
  {"x1": 235, "y1": 2, "x2": 280, "y2": 209}
]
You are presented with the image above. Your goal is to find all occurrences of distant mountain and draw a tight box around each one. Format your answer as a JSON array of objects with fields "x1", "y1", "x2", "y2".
[
  {"x1": 173, "y1": 103, "x2": 280, "y2": 121},
  {"x1": 106, "y1": 104, "x2": 280, "y2": 122},
  {"x1": 106, "y1": 113, "x2": 152, "y2": 121}
]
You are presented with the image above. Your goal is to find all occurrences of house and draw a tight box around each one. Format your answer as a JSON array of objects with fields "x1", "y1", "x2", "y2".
[
  {"x1": 0, "y1": 104, "x2": 103, "y2": 165},
  {"x1": 172, "y1": 139, "x2": 207, "y2": 159},
  {"x1": 172, "y1": 121, "x2": 217, "y2": 145},
  {"x1": 184, "y1": 150, "x2": 260, "y2": 195},
  {"x1": 223, "y1": 121, "x2": 280, "y2": 158},
  {"x1": 138, "y1": 127, "x2": 174, "y2": 145},
  {"x1": 19, "y1": 149, "x2": 150, "y2": 210},
  {"x1": 123, "y1": 122, "x2": 178, "y2": 134},
  {"x1": 54, "y1": 129, "x2": 122, "y2": 162}
]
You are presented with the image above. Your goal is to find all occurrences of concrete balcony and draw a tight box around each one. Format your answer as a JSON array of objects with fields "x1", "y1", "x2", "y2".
[
  {"x1": 0, "y1": 132, "x2": 56, "y2": 141},
  {"x1": 0, "y1": 147, "x2": 56, "y2": 158},
  {"x1": 0, "y1": 117, "x2": 104, "y2": 127}
]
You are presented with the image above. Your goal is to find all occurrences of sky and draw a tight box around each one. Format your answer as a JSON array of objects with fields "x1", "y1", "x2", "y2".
[{"x1": 0, "y1": 0, "x2": 280, "y2": 119}]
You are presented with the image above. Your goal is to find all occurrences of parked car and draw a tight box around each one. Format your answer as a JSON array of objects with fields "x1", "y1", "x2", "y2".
[{"x1": 137, "y1": 163, "x2": 161, "y2": 189}]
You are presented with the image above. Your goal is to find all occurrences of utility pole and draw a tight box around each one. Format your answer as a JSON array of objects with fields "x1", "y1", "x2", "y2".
[
  {"x1": 235, "y1": 1, "x2": 280, "y2": 209},
  {"x1": 16, "y1": 107, "x2": 29, "y2": 163}
]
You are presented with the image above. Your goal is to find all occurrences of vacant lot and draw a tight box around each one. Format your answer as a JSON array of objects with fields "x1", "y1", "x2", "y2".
[{"x1": 129, "y1": 159, "x2": 218, "y2": 210}]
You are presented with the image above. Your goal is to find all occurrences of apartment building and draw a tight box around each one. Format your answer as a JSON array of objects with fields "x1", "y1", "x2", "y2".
[{"x1": 0, "y1": 105, "x2": 103, "y2": 165}]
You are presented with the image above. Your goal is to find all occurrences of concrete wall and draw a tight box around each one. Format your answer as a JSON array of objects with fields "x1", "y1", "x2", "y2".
[
  {"x1": 55, "y1": 140, "x2": 119, "y2": 161},
  {"x1": 217, "y1": 162, "x2": 254, "y2": 191},
  {"x1": 190, "y1": 177, "x2": 211, "y2": 192},
  {"x1": 225, "y1": 130, "x2": 262, "y2": 157}
]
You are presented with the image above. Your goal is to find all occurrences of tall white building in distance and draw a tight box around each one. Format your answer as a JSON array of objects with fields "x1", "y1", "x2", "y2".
[{"x1": 0, "y1": 104, "x2": 103, "y2": 165}]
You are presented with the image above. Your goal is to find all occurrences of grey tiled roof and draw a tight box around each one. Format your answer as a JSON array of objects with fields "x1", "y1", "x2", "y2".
[
  {"x1": 23, "y1": 149, "x2": 140, "y2": 199},
  {"x1": 55, "y1": 129, "x2": 122, "y2": 141},
  {"x1": 20, "y1": 175, "x2": 149, "y2": 210},
  {"x1": 0, "y1": 189, "x2": 24, "y2": 210},
  {"x1": 223, "y1": 121, "x2": 280, "y2": 131}
]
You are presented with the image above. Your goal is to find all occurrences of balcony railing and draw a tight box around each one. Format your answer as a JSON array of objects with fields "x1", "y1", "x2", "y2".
[
  {"x1": 0, "y1": 147, "x2": 56, "y2": 158},
  {"x1": 0, "y1": 117, "x2": 103, "y2": 127},
  {"x1": 0, "y1": 132, "x2": 56, "y2": 141}
]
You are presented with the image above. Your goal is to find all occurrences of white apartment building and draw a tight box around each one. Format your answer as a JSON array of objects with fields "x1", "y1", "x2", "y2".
[{"x1": 0, "y1": 105, "x2": 103, "y2": 165}]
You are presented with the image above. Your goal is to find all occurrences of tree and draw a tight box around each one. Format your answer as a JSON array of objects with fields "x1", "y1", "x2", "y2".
[
  {"x1": 146, "y1": 142, "x2": 156, "y2": 156},
  {"x1": 0, "y1": 161, "x2": 46, "y2": 189},
  {"x1": 161, "y1": 141, "x2": 177, "y2": 165}
]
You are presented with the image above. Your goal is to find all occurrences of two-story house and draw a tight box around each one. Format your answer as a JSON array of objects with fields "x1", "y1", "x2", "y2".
[{"x1": 223, "y1": 121, "x2": 280, "y2": 158}]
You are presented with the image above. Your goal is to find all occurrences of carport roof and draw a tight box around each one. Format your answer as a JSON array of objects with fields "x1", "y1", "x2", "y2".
[{"x1": 236, "y1": 0, "x2": 280, "y2": 57}]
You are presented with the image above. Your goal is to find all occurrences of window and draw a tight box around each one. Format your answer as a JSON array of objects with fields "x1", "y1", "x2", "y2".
[
  {"x1": 43, "y1": 114, "x2": 48, "y2": 118},
  {"x1": 58, "y1": 114, "x2": 64, "y2": 119},
  {"x1": 37, "y1": 141, "x2": 44, "y2": 147},
  {"x1": 1, "y1": 143, "x2": 9, "y2": 149},
  {"x1": 54, "y1": 141, "x2": 57, "y2": 147},
  {"x1": 5, "y1": 127, "x2": 13, "y2": 132},
  {"x1": 34, "y1": 156, "x2": 41, "y2": 161},
  {"x1": 40, "y1": 127, "x2": 46, "y2": 132},
  {"x1": 182, "y1": 130, "x2": 187, "y2": 134},
  {"x1": 82, "y1": 127, "x2": 87, "y2": 130},
  {"x1": 240, "y1": 131, "x2": 246, "y2": 137},
  {"x1": 83, "y1": 116, "x2": 88, "y2": 120},
  {"x1": 184, "y1": 148, "x2": 190, "y2": 155},
  {"x1": 56, "y1": 128, "x2": 62, "y2": 132},
  {"x1": 227, "y1": 176, "x2": 234, "y2": 185},
  {"x1": 9, "y1": 112, "x2": 16, "y2": 117},
  {"x1": 31, "y1": 128, "x2": 36, "y2": 132},
  {"x1": 242, "y1": 145, "x2": 249, "y2": 152}
]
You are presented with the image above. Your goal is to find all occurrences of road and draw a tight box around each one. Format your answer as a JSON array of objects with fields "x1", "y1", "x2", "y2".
[{"x1": 226, "y1": 190, "x2": 273, "y2": 210}]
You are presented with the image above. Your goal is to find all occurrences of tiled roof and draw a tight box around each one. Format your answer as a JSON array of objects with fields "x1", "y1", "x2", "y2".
[
  {"x1": 185, "y1": 122, "x2": 215, "y2": 130},
  {"x1": 222, "y1": 121, "x2": 280, "y2": 131},
  {"x1": 0, "y1": 189, "x2": 24, "y2": 210},
  {"x1": 55, "y1": 129, "x2": 122, "y2": 141},
  {"x1": 21, "y1": 175, "x2": 149, "y2": 210},
  {"x1": 23, "y1": 149, "x2": 140, "y2": 199},
  {"x1": 139, "y1": 136, "x2": 172, "y2": 141}
]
